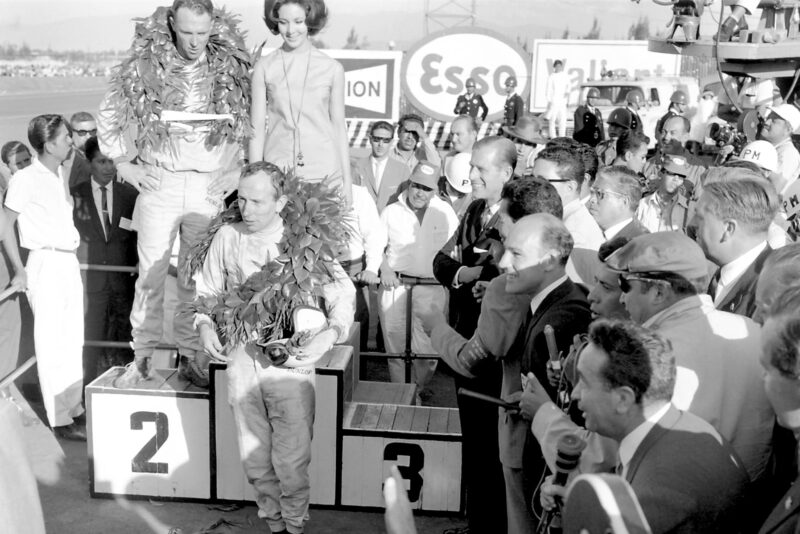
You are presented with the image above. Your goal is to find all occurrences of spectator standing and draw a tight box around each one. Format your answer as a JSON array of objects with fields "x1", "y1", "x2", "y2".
[
  {"x1": 760, "y1": 104, "x2": 800, "y2": 194},
  {"x1": 588, "y1": 166, "x2": 648, "y2": 241},
  {"x1": 636, "y1": 154, "x2": 692, "y2": 233},
  {"x1": 654, "y1": 90, "x2": 689, "y2": 143},
  {"x1": 625, "y1": 90, "x2": 645, "y2": 134},
  {"x1": 439, "y1": 152, "x2": 472, "y2": 219},
  {"x1": 390, "y1": 114, "x2": 442, "y2": 171},
  {"x1": 546, "y1": 60, "x2": 570, "y2": 138},
  {"x1": 642, "y1": 116, "x2": 705, "y2": 189},
  {"x1": 62, "y1": 111, "x2": 96, "y2": 188},
  {"x1": 379, "y1": 162, "x2": 458, "y2": 394},
  {"x1": 71, "y1": 137, "x2": 138, "y2": 386},
  {"x1": 355, "y1": 121, "x2": 410, "y2": 212},
  {"x1": 595, "y1": 108, "x2": 633, "y2": 166},
  {"x1": 453, "y1": 77, "x2": 488, "y2": 122},
  {"x1": 503, "y1": 75, "x2": 525, "y2": 129},
  {"x1": 573, "y1": 87, "x2": 604, "y2": 147},
  {"x1": 611, "y1": 130, "x2": 649, "y2": 176},
  {"x1": 504, "y1": 115, "x2": 546, "y2": 175},
  {"x1": 0, "y1": 142, "x2": 33, "y2": 190},
  {"x1": 4, "y1": 114, "x2": 85, "y2": 441}
]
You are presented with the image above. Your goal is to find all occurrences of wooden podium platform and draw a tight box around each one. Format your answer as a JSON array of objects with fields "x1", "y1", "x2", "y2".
[{"x1": 87, "y1": 343, "x2": 463, "y2": 511}]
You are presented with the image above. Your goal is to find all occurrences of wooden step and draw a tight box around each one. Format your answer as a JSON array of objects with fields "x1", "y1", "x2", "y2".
[{"x1": 353, "y1": 380, "x2": 417, "y2": 406}]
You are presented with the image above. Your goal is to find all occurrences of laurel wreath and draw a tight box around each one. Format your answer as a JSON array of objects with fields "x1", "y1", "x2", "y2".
[
  {"x1": 186, "y1": 172, "x2": 351, "y2": 348},
  {"x1": 105, "y1": 6, "x2": 256, "y2": 153}
]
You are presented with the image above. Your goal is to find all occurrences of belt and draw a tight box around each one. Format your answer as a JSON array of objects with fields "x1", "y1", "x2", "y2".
[
  {"x1": 39, "y1": 246, "x2": 76, "y2": 254},
  {"x1": 339, "y1": 255, "x2": 365, "y2": 271}
]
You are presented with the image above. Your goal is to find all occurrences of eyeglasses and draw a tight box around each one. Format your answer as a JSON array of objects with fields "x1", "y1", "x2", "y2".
[
  {"x1": 618, "y1": 273, "x2": 671, "y2": 293},
  {"x1": 590, "y1": 187, "x2": 626, "y2": 201},
  {"x1": 410, "y1": 182, "x2": 434, "y2": 192},
  {"x1": 370, "y1": 135, "x2": 392, "y2": 144},
  {"x1": 73, "y1": 128, "x2": 97, "y2": 136},
  {"x1": 535, "y1": 175, "x2": 573, "y2": 183},
  {"x1": 399, "y1": 128, "x2": 420, "y2": 139}
]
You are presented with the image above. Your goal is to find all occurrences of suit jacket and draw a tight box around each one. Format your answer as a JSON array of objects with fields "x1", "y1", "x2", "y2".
[
  {"x1": 760, "y1": 479, "x2": 800, "y2": 534},
  {"x1": 355, "y1": 156, "x2": 410, "y2": 212},
  {"x1": 500, "y1": 278, "x2": 591, "y2": 469},
  {"x1": 504, "y1": 94, "x2": 525, "y2": 128},
  {"x1": 573, "y1": 105, "x2": 605, "y2": 146},
  {"x1": 713, "y1": 245, "x2": 772, "y2": 318},
  {"x1": 454, "y1": 92, "x2": 488, "y2": 120},
  {"x1": 433, "y1": 199, "x2": 502, "y2": 338},
  {"x1": 613, "y1": 218, "x2": 650, "y2": 241},
  {"x1": 626, "y1": 406, "x2": 750, "y2": 534},
  {"x1": 72, "y1": 180, "x2": 138, "y2": 293},
  {"x1": 62, "y1": 151, "x2": 93, "y2": 189}
]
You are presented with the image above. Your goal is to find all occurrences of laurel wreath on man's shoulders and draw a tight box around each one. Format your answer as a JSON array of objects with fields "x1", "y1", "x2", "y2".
[
  {"x1": 105, "y1": 6, "x2": 256, "y2": 153},
  {"x1": 186, "y1": 172, "x2": 351, "y2": 348}
]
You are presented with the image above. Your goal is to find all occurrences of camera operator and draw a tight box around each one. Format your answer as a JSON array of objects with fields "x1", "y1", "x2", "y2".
[{"x1": 759, "y1": 104, "x2": 800, "y2": 195}]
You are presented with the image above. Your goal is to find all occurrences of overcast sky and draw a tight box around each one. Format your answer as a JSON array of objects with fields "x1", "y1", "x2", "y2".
[{"x1": 0, "y1": 0, "x2": 726, "y2": 52}]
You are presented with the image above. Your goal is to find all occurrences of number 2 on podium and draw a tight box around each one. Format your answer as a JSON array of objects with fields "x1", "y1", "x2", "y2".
[{"x1": 130, "y1": 411, "x2": 170, "y2": 474}]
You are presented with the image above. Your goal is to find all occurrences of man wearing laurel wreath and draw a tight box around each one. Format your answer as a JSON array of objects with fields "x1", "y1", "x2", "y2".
[
  {"x1": 97, "y1": 0, "x2": 254, "y2": 388},
  {"x1": 193, "y1": 162, "x2": 354, "y2": 534}
]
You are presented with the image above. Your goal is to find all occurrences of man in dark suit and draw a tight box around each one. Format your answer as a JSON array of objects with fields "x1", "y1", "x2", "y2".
[
  {"x1": 72, "y1": 137, "x2": 138, "y2": 386},
  {"x1": 588, "y1": 166, "x2": 649, "y2": 241},
  {"x1": 540, "y1": 319, "x2": 749, "y2": 534},
  {"x1": 356, "y1": 121, "x2": 411, "y2": 212},
  {"x1": 689, "y1": 176, "x2": 779, "y2": 319},
  {"x1": 431, "y1": 136, "x2": 516, "y2": 534},
  {"x1": 63, "y1": 111, "x2": 96, "y2": 188},
  {"x1": 573, "y1": 87, "x2": 605, "y2": 147}
]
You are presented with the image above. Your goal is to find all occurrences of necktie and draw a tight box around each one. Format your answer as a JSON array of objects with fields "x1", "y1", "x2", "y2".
[
  {"x1": 708, "y1": 268, "x2": 721, "y2": 301},
  {"x1": 101, "y1": 185, "x2": 111, "y2": 241}
]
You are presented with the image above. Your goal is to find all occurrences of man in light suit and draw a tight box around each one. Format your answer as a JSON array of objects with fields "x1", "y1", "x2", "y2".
[
  {"x1": 356, "y1": 121, "x2": 411, "y2": 212},
  {"x1": 540, "y1": 319, "x2": 749, "y2": 534},
  {"x1": 72, "y1": 137, "x2": 139, "y2": 386},
  {"x1": 689, "y1": 175, "x2": 778, "y2": 319}
]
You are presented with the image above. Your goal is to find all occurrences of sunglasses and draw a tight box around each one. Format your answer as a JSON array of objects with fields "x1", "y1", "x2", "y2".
[
  {"x1": 399, "y1": 128, "x2": 420, "y2": 139},
  {"x1": 410, "y1": 182, "x2": 434, "y2": 192},
  {"x1": 534, "y1": 175, "x2": 572, "y2": 183},
  {"x1": 370, "y1": 135, "x2": 392, "y2": 144},
  {"x1": 618, "y1": 273, "x2": 671, "y2": 293},
  {"x1": 73, "y1": 128, "x2": 97, "y2": 136}
]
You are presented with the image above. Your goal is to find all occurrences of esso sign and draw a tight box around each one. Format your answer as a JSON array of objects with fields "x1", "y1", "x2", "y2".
[{"x1": 402, "y1": 28, "x2": 530, "y2": 123}]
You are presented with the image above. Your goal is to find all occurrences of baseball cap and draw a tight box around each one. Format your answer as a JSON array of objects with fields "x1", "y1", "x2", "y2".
[
  {"x1": 661, "y1": 154, "x2": 690, "y2": 177},
  {"x1": 770, "y1": 104, "x2": 800, "y2": 133},
  {"x1": 409, "y1": 161, "x2": 439, "y2": 190},
  {"x1": 739, "y1": 140, "x2": 778, "y2": 173},
  {"x1": 444, "y1": 153, "x2": 472, "y2": 194},
  {"x1": 605, "y1": 231, "x2": 709, "y2": 282}
]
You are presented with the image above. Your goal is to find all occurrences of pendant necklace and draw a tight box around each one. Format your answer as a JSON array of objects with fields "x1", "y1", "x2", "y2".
[{"x1": 280, "y1": 47, "x2": 312, "y2": 169}]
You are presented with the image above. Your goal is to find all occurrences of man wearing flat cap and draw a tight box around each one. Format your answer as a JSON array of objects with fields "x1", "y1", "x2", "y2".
[
  {"x1": 636, "y1": 154, "x2": 692, "y2": 233},
  {"x1": 606, "y1": 231, "x2": 773, "y2": 483},
  {"x1": 761, "y1": 104, "x2": 800, "y2": 194},
  {"x1": 379, "y1": 161, "x2": 459, "y2": 395}
]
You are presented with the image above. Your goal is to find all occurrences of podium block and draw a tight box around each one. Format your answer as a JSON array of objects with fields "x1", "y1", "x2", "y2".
[
  {"x1": 341, "y1": 403, "x2": 462, "y2": 512},
  {"x1": 87, "y1": 369, "x2": 211, "y2": 500}
]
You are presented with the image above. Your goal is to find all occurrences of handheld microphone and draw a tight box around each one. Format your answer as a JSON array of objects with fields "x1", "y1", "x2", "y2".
[
  {"x1": 537, "y1": 434, "x2": 587, "y2": 534},
  {"x1": 545, "y1": 324, "x2": 561, "y2": 371},
  {"x1": 456, "y1": 388, "x2": 520, "y2": 413}
]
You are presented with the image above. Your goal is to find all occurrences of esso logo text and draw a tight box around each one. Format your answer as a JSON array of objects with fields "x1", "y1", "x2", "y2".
[{"x1": 402, "y1": 28, "x2": 530, "y2": 123}]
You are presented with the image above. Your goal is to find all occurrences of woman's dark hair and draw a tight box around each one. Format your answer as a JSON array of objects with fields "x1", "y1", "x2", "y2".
[
  {"x1": 264, "y1": 0, "x2": 328, "y2": 37},
  {"x1": 27, "y1": 114, "x2": 66, "y2": 154}
]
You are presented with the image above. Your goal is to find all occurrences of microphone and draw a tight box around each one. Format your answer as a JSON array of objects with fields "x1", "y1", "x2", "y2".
[
  {"x1": 545, "y1": 325, "x2": 561, "y2": 370},
  {"x1": 537, "y1": 434, "x2": 587, "y2": 534}
]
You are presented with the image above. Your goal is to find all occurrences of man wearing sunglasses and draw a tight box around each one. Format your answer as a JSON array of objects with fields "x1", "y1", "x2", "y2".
[
  {"x1": 605, "y1": 232, "x2": 773, "y2": 483},
  {"x1": 390, "y1": 114, "x2": 441, "y2": 172},
  {"x1": 63, "y1": 111, "x2": 96, "y2": 188},
  {"x1": 355, "y1": 121, "x2": 410, "y2": 212}
]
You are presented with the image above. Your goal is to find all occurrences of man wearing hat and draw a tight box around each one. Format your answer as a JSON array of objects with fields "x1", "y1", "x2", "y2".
[
  {"x1": 739, "y1": 140, "x2": 780, "y2": 184},
  {"x1": 439, "y1": 152, "x2": 472, "y2": 219},
  {"x1": 761, "y1": 104, "x2": 800, "y2": 194},
  {"x1": 596, "y1": 108, "x2": 632, "y2": 166},
  {"x1": 379, "y1": 161, "x2": 459, "y2": 393},
  {"x1": 574, "y1": 87, "x2": 605, "y2": 147},
  {"x1": 642, "y1": 115, "x2": 706, "y2": 189},
  {"x1": 605, "y1": 231, "x2": 774, "y2": 481},
  {"x1": 636, "y1": 154, "x2": 692, "y2": 233},
  {"x1": 503, "y1": 75, "x2": 525, "y2": 129},
  {"x1": 504, "y1": 114, "x2": 547, "y2": 175},
  {"x1": 454, "y1": 77, "x2": 488, "y2": 122},
  {"x1": 655, "y1": 90, "x2": 689, "y2": 142}
]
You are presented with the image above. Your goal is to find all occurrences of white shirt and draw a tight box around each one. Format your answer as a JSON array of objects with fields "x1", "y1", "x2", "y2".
[
  {"x1": 603, "y1": 217, "x2": 633, "y2": 241},
  {"x1": 91, "y1": 179, "x2": 113, "y2": 237},
  {"x1": 381, "y1": 193, "x2": 459, "y2": 278},
  {"x1": 617, "y1": 402, "x2": 671, "y2": 478},
  {"x1": 714, "y1": 241, "x2": 768, "y2": 305},
  {"x1": 563, "y1": 199, "x2": 604, "y2": 250},
  {"x1": 530, "y1": 275, "x2": 569, "y2": 315},
  {"x1": 5, "y1": 159, "x2": 79, "y2": 250},
  {"x1": 370, "y1": 155, "x2": 389, "y2": 191},
  {"x1": 339, "y1": 184, "x2": 387, "y2": 273},
  {"x1": 636, "y1": 192, "x2": 682, "y2": 233},
  {"x1": 775, "y1": 138, "x2": 800, "y2": 194},
  {"x1": 546, "y1": 71, "x2": 570, "y2": 105}
]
